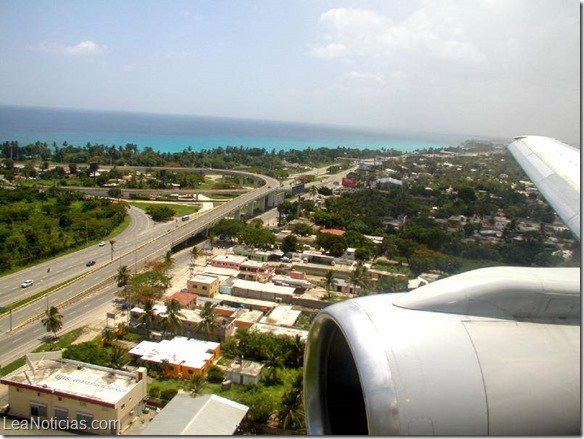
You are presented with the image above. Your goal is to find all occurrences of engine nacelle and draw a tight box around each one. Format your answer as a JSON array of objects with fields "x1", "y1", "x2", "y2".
[{"x1": 303, "y1": 267, "x2": 580, "y2": 435}]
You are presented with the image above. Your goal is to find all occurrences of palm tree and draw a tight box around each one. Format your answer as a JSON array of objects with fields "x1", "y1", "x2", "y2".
[
  {"x1": 101, "y1": 327, "x2": 116, "y2": 347},
  {"x1": 195, "y1": 302, "x2": 218, "y2": 340},
  {"x1": 159, "y1": 358, "x2": 170, "y2": 378},
  {"x1": 41, "y1": 306, "x2": 63, "y2": 341},
  {"x1": 164, "y1": 250, "x2": 174, "y2": 271},
  {"x1": 189, "y1": 245, "x2": 201, "y2": 275},
  {"x1": 115, "y1": 265, "x2": 131, "y2": 287},
  {"x1": 189, "y1": 373, "x2": 207, "y2": 397},
  {"x1": 190, "y1": 245, "x2": 201, "y2": 265},
  {"x1": 278, "y1": 373, "x2": 305, "y2": 431},
  {"x1": 109, "y1": 346, "x2": 129, "y2": 370},
  {"x1": 323, "y1": 270, "x2": 336, "y2": 300},
  {"x1": 264, "y1": 351, "x2": 284, "y2": 384},
  {"x1": 349, "y1": 260, "x2": 372, "y2": 296},
  {"x1": 140, "y1": 299, "x2": 157, "y2": 337},
  {"x1": 161, "y1": 299, "x2": 185, "y2": 338},
  {"x1": 285, "y1": 335, "x2": 305, "y2": 368}
]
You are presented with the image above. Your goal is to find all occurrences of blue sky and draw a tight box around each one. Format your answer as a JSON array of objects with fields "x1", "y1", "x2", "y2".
[{"x1": 0, "y1": 0, "x2": 579, "y2": 145}]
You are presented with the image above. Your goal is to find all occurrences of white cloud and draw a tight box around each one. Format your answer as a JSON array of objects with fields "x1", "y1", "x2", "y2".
[
  {"x1": 346, "y1": 71, "x2": 385, "y2": 84},
  {"x1": 309, "y1": 6, "x2": 485, "y2": 64},
  {"x1": 34, "y1": 40, "x2": 106, "y2": 56},
  {"x1": 179, "y1": 10, "x2": 201, "y2": 21},
  {"x1": 307, "y1": 42, "x2": 346, "y2": 59}
]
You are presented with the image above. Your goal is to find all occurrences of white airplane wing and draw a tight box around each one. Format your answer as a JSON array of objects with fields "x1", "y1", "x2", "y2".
[{"x1": 507, "y1": 136, "x2": 580, "y2": 239}]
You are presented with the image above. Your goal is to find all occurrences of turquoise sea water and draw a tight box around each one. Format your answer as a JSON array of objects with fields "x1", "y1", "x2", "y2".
[{"x1": 0, "y1": 105, "x2": 466, "y2": 153}]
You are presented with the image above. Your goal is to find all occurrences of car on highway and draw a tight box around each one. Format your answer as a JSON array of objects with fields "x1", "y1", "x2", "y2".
[
  {"x1": 21, "y1": 279, "x2": 34, "y2": 288},
  {"x1": 86, "y1": 260, "x2": 96, "y2": 267},
  {"x1": 99, "y1": 241, "x2": 105, "y2": 247}
]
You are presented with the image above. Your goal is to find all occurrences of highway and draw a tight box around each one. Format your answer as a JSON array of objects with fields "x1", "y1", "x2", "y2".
[
  {"x1": 0, "y1": 171, "x2": 279, "y2": 334},
  {"x1": 0, "y1": 165, "x2": 353, "y2": 368}
]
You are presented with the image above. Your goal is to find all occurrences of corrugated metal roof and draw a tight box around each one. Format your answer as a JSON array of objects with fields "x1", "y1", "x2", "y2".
[{"x1": 142, "y1": 393, "x2": 248, "y2": 435}]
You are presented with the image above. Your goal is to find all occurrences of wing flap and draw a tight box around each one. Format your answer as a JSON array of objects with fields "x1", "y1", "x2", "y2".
[{"x1": 508, "y1": 136, "x2": 580, "y2": 240}]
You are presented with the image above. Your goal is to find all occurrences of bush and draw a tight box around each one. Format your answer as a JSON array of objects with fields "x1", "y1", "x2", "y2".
[
  {"x1": 148, "y1": 386, "x2": 161, "y2": 398},
  {"x1": 207, "y1": 365, "x2": 226, "y2": 383},
  {"x1": 160, "y1": 388, "x2": 179, "y2": 401}
]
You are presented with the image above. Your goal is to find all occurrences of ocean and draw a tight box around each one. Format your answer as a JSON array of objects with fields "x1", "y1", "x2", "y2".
[{"x1": 0, "y1": 105, "x2": 464, "y2": 153}]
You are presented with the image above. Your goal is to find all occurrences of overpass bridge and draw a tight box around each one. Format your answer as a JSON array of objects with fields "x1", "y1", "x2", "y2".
[{"x1": 0, "y1": 169, "x2": 284, "y2": 332}]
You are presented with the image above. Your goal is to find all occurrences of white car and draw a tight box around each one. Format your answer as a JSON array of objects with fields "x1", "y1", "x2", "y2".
[
  {"x1": 21, "y1": 279, "x2": 33, "y2": 288},
  {"x1": 99, "y1": 241, "x2": 106, "y2": 247}
]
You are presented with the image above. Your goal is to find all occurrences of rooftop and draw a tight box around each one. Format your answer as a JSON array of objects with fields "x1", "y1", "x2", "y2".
[
  {"x1": 142, "y1": 393, "x2": 248, "y2": 435},
  {"x1": 129, "y1": 336, "x2": 220, "y2": 368},
  {"x1": 189, "y1": 274, "x2": 219, "y2": 284},
  {"x1": 233, "y1": 279, "x2": 295, "y2": 296},
  {"x1": 211, "y1": 254, "x2": 248, "y2": 264},
  {"x1": 260, "y1": 305, "x2": 301, "y2": 327},
  {"x1": 202, "y1": 266, "x2": 240, "y2": 278},
  {"x1": 252, "y1": 322, "x2": 309, "y2": 342},
  {"x1": 0, "y1": 352, "x2": 143, "y2": 407},
  {"x1": 168, "y1": 291, "x2": 197, "y2": 307}
]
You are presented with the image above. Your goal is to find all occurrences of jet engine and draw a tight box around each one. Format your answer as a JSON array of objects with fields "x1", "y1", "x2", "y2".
[{"x1": 303, "y1": 266, "x2": 580, "y2": 435}]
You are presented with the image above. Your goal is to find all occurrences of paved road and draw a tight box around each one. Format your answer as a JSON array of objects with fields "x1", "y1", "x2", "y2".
[
  {"x1": 0, "y1": 165, "x2": 354, "y2": 368},
  {"x1": 0, "y1": 172, "x2": 279, "y2": 332}
]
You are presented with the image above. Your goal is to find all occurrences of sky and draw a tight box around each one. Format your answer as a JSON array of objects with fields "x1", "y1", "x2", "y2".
[{"x1": 0, "y1": 0, "x2": 580, "y2": 145}]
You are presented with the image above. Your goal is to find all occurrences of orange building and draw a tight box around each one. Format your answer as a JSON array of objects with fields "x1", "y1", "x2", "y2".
[{"x1": 129, "y1": 337, "x2": 220, "y2": 379}]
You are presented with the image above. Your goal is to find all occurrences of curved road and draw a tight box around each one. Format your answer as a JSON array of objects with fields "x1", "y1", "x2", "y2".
[
  {"x1": 0, "y1": 171, "x2": 279, "y2": 333},
  {"x1": 0, "y1": 166, "x2": 355, "y2": 367}
]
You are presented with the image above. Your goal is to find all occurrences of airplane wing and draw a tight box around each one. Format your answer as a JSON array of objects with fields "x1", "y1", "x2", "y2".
[
  {"x1": 507, "y1": 136, "x2": 580, "y2": 239},
  {"x1": 303, "y1": 136, "x2": 581, "y2": 436}
]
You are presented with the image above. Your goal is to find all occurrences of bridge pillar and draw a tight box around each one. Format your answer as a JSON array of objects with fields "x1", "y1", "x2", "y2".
[
  {"x1": 259, "y1": 196, "x2": 266, "y2": 211},
  {"x1": 247, "y1": 202, "x2": 254, "y2": 217},
  {"x1": 239, "y1": 177, "x2": 244, "y2": 188},
  {"x1": 234, "y1": 209, "x2": 241, "y2": 221}
]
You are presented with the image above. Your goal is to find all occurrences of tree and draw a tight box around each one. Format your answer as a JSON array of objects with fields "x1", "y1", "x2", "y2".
[
  {"x1": 264, "y1": 351, "x2": 284, "y2": 384},
  {"x1": 348, "y1": 260, "x2": 372, "y2": 296},
  {"x1": 115, "y1": 265, "x2": 131, "y2": 287},
  {"x1": 285, "y1": 334, "x2": 305, "y2": 368},
  {"x1": 41, "y1": 306, "x2": 63, "y2": 340},
  {"x1": 140, "y1": 299, "x2": 157, "y2": 337},
  {"x1": 189, "y1": 373, "x2": 207, "y2": 397},
  {"x1": 161, "y1": 299, "x2": 185, "y2": 338},
  {"x1": 315, "y1": 232, "x2": 347, "y2": 257},
  {"x1": 163, "y1": 250, "x2": 174, "y2": 271},
  {"x1": 146, "y1": 205, "x2": 175, "y2": 222},
  {"x1": 107, "y1": 187, "x2": 123, "y2": 199},
  {"x1": 195, "y1": 302, "x2": 218, "y2": 340},
  {"x1": 101, "y1": 327, "x2": 116, "y2": 347},
  {"x1": 323, "y1": 270, "x2": 336, "y2": 300},
  {"x1": 278, "y1": 372, "x2": 305, "y2": 431},
  {"x1": 109, "y1": 346, "x2": 130, "y2": 369},
  {"x1": 281, "y1": 234, "x2": 299, "y2": 254},
  {"x1": 294, "y1": 222, "x2": 313, "y2": 236}
]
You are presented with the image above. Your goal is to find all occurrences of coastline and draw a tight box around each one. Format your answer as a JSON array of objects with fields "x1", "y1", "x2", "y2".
[{"x1": 0, "y1": 105, "x2": 468, "y2": 154}]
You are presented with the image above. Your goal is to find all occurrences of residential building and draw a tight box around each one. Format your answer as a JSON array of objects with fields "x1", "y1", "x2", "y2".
[
  {"x1": 231, "y1": 279, "x2": 295, "y2": 304},
  {"x1": 209, "y1": 254, "x2": 248, "y2": 270},
  {"x1": 187, "y1": 274, "x2": 220, "y2": 298},
  {"x1": 225, "y1": 359, "x2": 264, "y2": 386},
  {"x1": 0, "y1": 352, "x2": 147, "y2": 435},
  {"x1": 167, "y1": 291, "x2": 197, "y2": 310},
  {"x1": 238, "y1": 260, "x2": 275, "y2": 283},
  {"x1": 129, "y1": 336, "x2": 220, "y2": 378},
  {"x1": 142, "y1": 394, "x2": 248, "y2": 435}
]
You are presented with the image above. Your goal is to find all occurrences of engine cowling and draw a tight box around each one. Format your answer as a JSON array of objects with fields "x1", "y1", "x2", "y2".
[{"x1": 303, "y1": 267, "x2": 580, "y2": 435}]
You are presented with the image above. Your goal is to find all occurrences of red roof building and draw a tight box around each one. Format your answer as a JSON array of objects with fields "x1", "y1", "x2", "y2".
[{"x1": 168, "y1": 291, "x2": 198, "y2": 310}]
